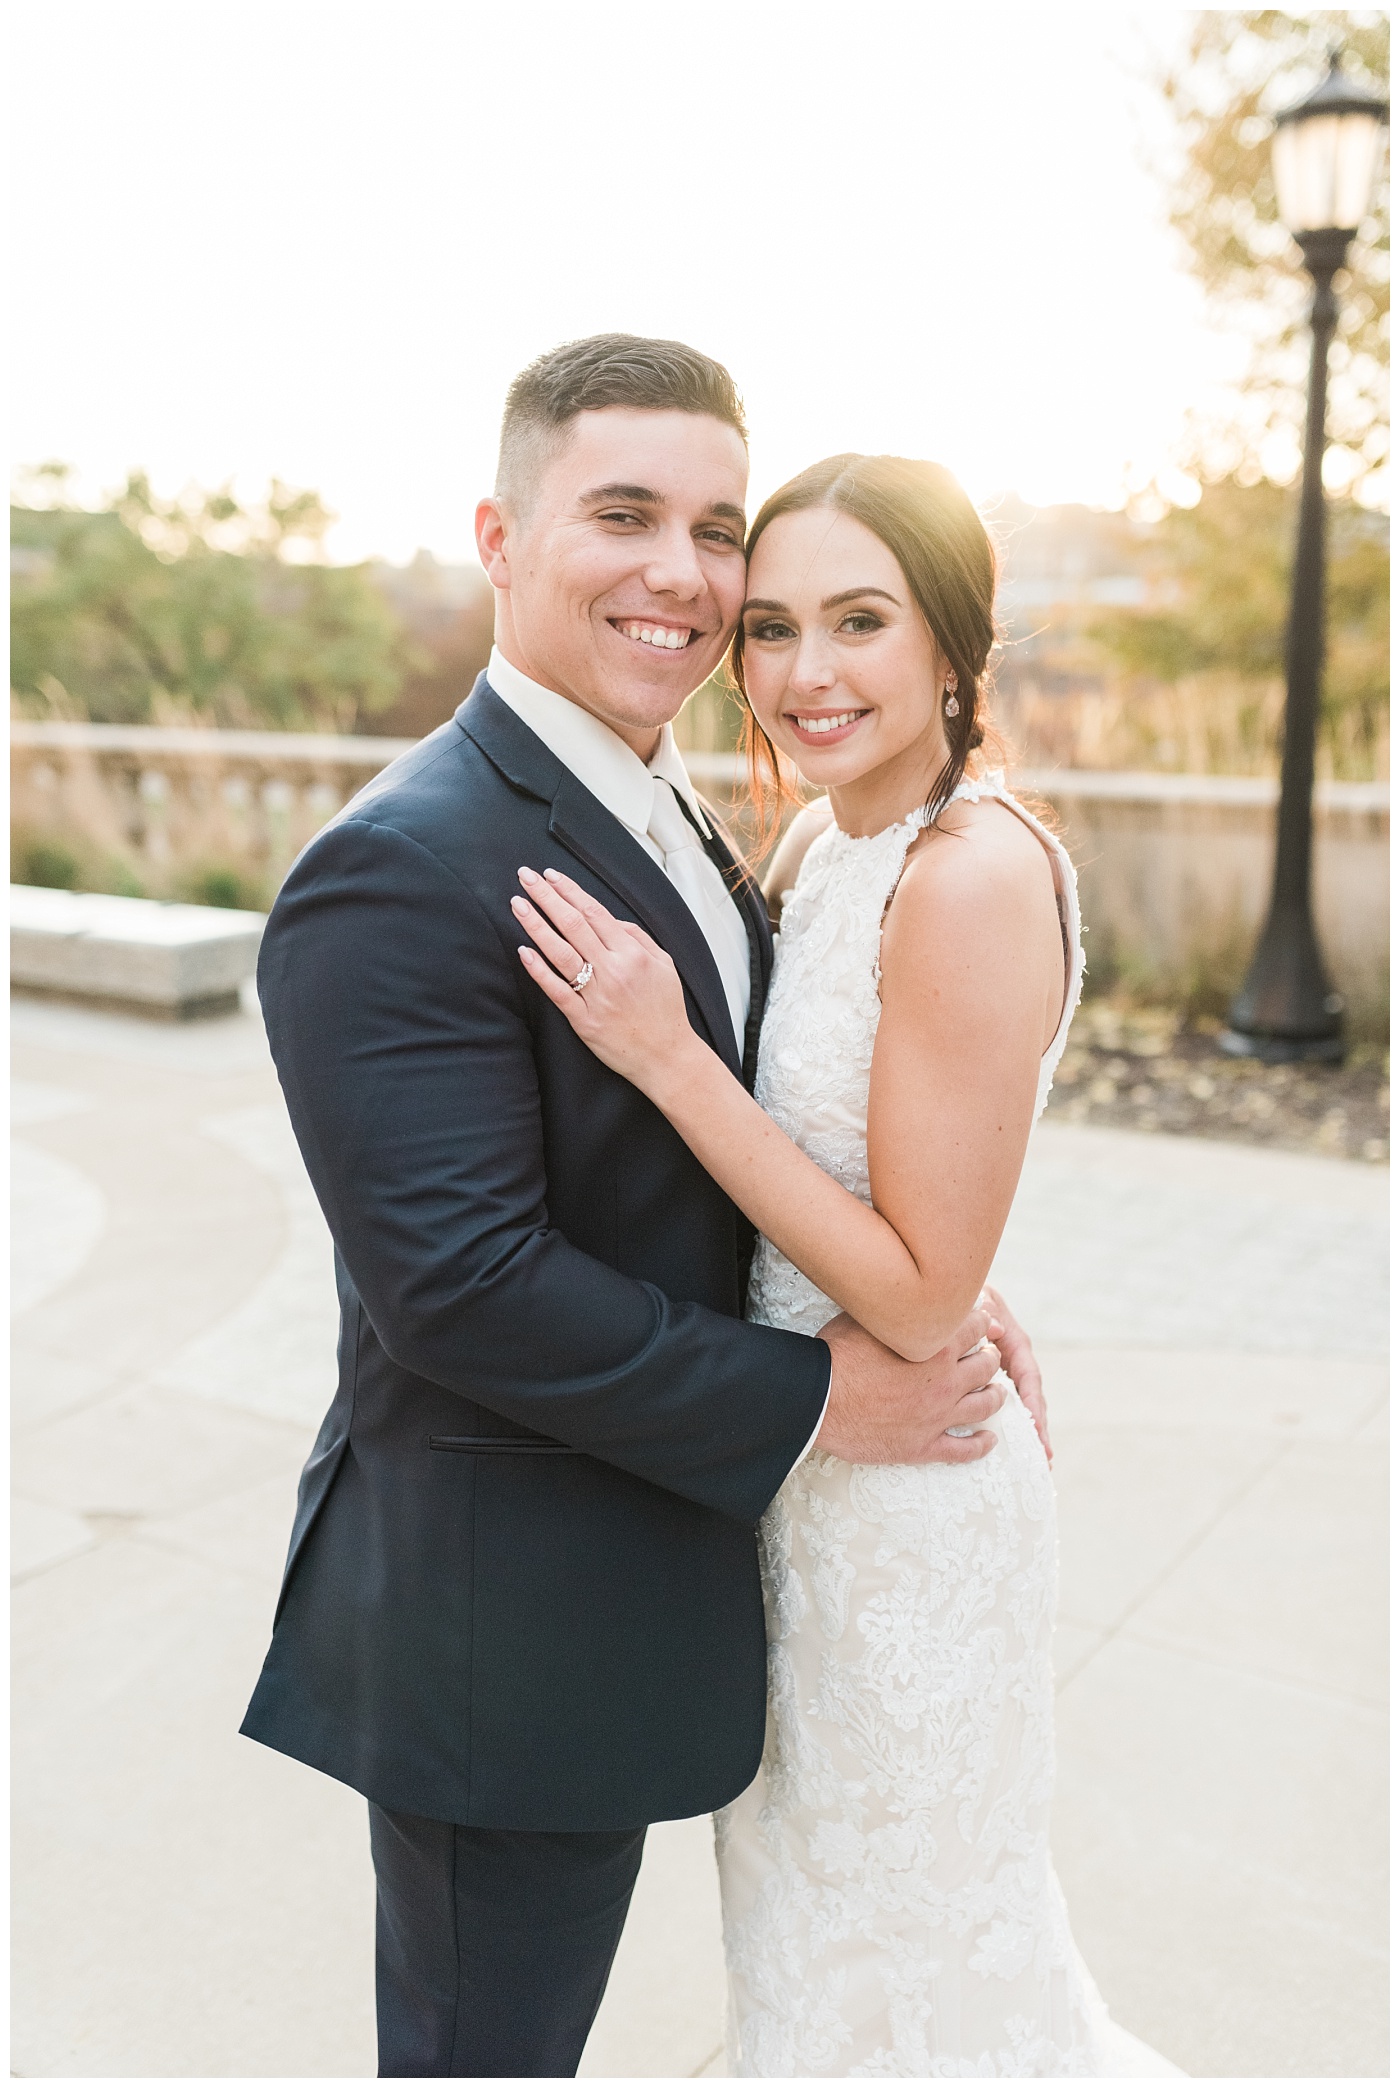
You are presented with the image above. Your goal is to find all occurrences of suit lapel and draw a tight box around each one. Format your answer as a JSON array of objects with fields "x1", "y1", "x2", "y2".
[
  {"x1": 461, "y1": 679, "x2": 743, "y2": 1077},
  {"x1": 689, "y1": 802, "x2": 769, "y2": 1292},
  {"x1": 688, "y1": 799, "x2": 772, "y2": 1096}
]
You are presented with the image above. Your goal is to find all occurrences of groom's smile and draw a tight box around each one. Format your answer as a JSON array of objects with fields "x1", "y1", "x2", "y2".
[
  {"x1": 611, "y1": 615, "x2": 699, "y2": 651},
  {"x1": 477, "y1": 405, "x2": 750, "y2": 758}
]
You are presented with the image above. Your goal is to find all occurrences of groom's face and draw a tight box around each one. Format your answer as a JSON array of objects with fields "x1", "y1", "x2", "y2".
[{"x1": 478, "y1": 407, "x2": 749, "y2": 755}]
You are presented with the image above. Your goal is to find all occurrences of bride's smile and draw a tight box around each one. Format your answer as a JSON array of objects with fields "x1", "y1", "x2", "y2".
[{"x1": 781, "y1": 704, "x2": 870, "y2": 746}]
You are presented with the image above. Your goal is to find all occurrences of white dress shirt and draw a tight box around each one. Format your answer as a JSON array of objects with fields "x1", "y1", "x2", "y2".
[{"x1": 487, "y1": 647, "x2": 831, "y2": 1467}]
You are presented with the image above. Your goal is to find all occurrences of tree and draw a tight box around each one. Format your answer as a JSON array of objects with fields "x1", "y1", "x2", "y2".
[
  {"x1": 1089, "y1": 478, "x2": 1388, "y2": 776},
  {"x1": 1161, "y1": 11, "x2": 1389, "y2": 498},
  {"x1": 361, "y1": 550, "x2": 495, "y2": 738},
  {"x1": 10, "y1": 468, "x2": 403, "y2": 732}
]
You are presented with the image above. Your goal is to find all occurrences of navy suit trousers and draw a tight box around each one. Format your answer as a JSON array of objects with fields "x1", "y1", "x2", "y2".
[{"x1": 370, "y1": 1804, "x2": 647, "y2": 2077}]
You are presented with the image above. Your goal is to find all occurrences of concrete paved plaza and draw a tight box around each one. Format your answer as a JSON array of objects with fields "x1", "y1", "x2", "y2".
[{"x1": 11, "y1": 988, "x2": 1387, "y2": 2078}]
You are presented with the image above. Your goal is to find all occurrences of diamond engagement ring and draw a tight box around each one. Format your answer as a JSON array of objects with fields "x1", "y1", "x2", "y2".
[{"x1": 570, "y1": 962, "x2": 594, "y2": 993}]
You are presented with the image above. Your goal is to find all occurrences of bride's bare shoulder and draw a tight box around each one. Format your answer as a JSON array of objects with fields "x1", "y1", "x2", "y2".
[
  {"x1": 887, "y1": 795, "x2": 1061, "y2": 970},
  {"x1": 914, "y1": 792, "x2": 1055, "y2": 890},
  {"x1": 761, "y1": 798, "x2": 835, "y2": 923}
]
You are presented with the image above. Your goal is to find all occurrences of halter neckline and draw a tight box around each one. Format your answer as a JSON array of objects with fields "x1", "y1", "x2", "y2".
[{"x1": 825, "y1": 769, "x2": 1009, "y2": 846}]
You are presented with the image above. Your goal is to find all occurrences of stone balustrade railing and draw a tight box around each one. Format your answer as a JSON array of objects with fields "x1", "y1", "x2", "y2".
[
  {"x1": 11, "y1": 720, "x2": 1389, "y2": 1028},
  {"x1": 12, "y1": 721, "x2": 418, "y2": 898}
]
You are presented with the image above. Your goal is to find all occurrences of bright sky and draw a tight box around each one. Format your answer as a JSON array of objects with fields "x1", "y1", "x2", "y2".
[{"x1": 11, "y1": 3, "x2": 1240, "y2": 564}]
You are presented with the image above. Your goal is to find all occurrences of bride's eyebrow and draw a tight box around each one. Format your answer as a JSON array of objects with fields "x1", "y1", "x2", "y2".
[
  {"x1": 821, "y1": 587, "x2": 899, "y2": 609},
  {"x1": 743, "y1": 586, "x2": 900, "y2": 615}
]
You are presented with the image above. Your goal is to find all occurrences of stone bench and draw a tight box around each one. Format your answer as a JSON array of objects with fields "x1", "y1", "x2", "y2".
[{"x1": 10, "y1": 886, "x2": 265, "y2": 1019}]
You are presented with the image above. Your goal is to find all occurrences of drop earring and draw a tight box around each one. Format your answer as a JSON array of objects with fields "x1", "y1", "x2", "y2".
[{"x1": 944, "y1": 677, "x2": 959, "y2": 719}]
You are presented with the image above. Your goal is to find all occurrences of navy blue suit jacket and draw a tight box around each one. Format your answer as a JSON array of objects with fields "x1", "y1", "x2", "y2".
[{"x1": 240, "y1": 678, "x2": 830, "y2": 1829}]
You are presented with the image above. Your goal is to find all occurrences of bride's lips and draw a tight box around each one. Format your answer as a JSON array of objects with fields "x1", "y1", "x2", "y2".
[{"x1": 785, "y1": 707, "x2": 872, "y2": 749}]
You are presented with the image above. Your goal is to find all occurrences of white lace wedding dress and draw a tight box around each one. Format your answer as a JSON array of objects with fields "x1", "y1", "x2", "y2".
[{"x1": 717, "y1": 778, "x2": 1179, "y2": 2078}]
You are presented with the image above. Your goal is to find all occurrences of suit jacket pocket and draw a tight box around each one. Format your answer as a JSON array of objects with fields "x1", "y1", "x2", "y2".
[{"x1": 428, "y1": 1435, "x2": 580, "y2": 1454}]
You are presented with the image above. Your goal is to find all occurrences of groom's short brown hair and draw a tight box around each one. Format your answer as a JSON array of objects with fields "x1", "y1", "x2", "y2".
[{"x1": 496, "y1": 333, "x2": 747, "y2": 514}]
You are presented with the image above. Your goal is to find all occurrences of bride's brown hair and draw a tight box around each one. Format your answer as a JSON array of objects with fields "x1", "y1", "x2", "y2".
[{"x1": 730, "y1": 454, "x2": 1001, "y2": 843}]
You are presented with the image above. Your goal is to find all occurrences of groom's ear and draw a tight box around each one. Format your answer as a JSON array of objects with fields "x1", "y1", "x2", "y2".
[{"x1": 475, "y1": 497, "x2": 511, "y2": 588}]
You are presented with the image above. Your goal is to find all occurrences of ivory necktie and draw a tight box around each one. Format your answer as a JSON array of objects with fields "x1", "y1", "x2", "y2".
[{"x1": 645, "y1": 776, "x2": 751, "y2": 1056}]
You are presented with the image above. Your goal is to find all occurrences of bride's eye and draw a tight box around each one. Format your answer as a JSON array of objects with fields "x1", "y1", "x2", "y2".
[
  {"x1": 837, "y1": 611, "x2": 884, "y2": 635},
  {"x1": 747, "y1": 617, "x2": 797, "y2": 643}
]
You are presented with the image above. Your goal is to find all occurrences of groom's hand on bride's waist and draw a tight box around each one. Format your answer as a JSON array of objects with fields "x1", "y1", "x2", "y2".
[{"x1": 816, "y1": 1310, "x2": 1007, "y2": 1465}]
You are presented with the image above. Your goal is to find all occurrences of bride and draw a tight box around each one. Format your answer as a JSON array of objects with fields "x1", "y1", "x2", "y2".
[{"x1": 512, "y1": 453, "x2": 1177, "y2": 2078}]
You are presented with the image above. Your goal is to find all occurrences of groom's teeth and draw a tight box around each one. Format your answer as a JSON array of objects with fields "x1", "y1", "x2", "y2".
[{"x1": 621, "y1": 622, "x2": 691, "y2": 648}]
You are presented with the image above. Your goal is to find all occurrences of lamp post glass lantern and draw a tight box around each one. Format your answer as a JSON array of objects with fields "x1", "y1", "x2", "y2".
[{"x1": 1221, "y1": 51, "x2": 1389, "y2": 1065}]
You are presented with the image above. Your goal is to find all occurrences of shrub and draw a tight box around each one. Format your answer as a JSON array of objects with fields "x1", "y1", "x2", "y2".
[
  {"x1": 184, "y1": 864, "x2": 257, "y2": 910},
  {"x1": 15, "y1": 837, "x2": 80, "y2": 889}
]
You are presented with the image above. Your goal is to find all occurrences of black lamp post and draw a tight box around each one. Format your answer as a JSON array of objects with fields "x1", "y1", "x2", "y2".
[{"x1": 1221, "y1": 52, "x2": 1389, "y2": 1064}]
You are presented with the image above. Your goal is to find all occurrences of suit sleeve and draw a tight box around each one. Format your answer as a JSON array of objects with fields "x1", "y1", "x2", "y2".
[{"x1": 258, "y1": 814, "x2": 831, "y2": 1525}]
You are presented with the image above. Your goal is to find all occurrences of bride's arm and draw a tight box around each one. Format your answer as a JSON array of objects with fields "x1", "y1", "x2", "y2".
[{"x1": 512, "y1": 835, "x2": 1056, "y2": 1364}]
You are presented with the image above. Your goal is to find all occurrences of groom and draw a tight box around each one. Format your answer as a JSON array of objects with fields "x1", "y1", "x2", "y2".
[{"x1": 241, "y1": 334, "x2": 1038, "y2": 2078}]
